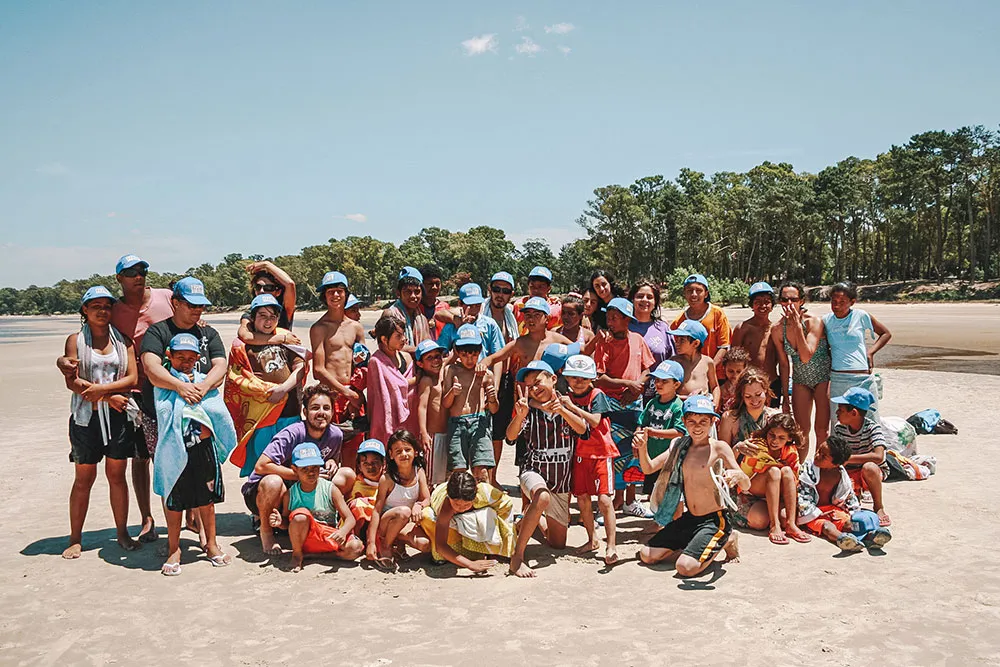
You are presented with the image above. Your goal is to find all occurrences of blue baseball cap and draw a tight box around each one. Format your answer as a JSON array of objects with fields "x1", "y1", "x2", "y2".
[
  {"x1": 668, "y1": 319, "x2": 708, "y2": 345},
  {"x1": 414, "y1": 339, "x2": 445, "y2": 360},
  {"x1": 540, "y1": 342, "x2": 581, "y2": 372},
  {"x1": 454, "y1": 324, "x2": 484, "y2": 347},
  {"x1": 317, "y1": 271, "x2": 348, "y2": 293},
  {"x1": 832, "y1": 387, "x2": 876, "y2": 412},
  {"x1": 345, "y1": 294, "x2": 361, "y2": 310},
  {"x1": 249, "y1": 293, "x2": 282, "y2": 313},
  {"x1": 398, "y1": 266, "x2": 423, "y2": 283},
  {"x1": 682, "y1": 395, "x2": 720, "y2": 418},
  {"x1": 115, "y1": 254, "x2": 148, "y2": 274},
  {"x1": 683, "y1": 273, "x2": 711, "y2": 302},
  {"x1": 173, "y1": 277, "x2": 212, "y2": 306},
  {"x1": 522, "y1": 296, "x2": 551, "y2": 315},
  {"x1": 352, "y1": 342, "x2": 370, "y2": 367},
  {"x1": 607, "y1": 297, "x2": 635, "y2": 320},
  {"x1": 168, "y1": 333, "x2": 200, "y2": 354},
  {"x1": 357, "y1": 438, "x2": 386, "y2": 458},
  {"x1": 749, "y1": 282, "x2": 775, "y2": 301},
  {"x1": 81, "y1": 285, "x2": 116, "y2": 306},
  {"x1": 562, "y1": 354, "x2": 597, "y2": 379},
  {"x1": 528, "y1": 266, "x2": 553, "y2": 282},
  {"x1": 650, "y1": 360, "x2": 685, "y2": 382},
  {"x1": 458, "y1": 283, "x2": 485, "y2": 305},
  {"x1": 291, "y1": 442, "x2": 325, "y2": 467},
  {"x1": 490, "y1": 271, "x2": 514, "y2": 288},
  {"x1": 516, "y1": 359, "x2": 556, "y2": 382}
]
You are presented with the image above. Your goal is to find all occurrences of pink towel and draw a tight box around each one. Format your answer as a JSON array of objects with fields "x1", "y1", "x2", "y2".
[{"x1": 367, "y1": 349, "x2": 416, "y2": 444}]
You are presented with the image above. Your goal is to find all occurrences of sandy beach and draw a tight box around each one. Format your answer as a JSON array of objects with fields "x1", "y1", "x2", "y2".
[{"x1": 1, "y1": 303, "x2": 999, "y2": 665}]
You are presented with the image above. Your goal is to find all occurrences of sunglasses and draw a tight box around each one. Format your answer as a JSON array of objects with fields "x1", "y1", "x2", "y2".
[
  {"x1": 254, "y1": 283, "x2": 279, "y2": 293},
  {"x1": 491, "y1": 286, "x2": 513, "y2": 295},
  {"x1": 119, "y1": 267, "x2": 147, "y2": 278}
]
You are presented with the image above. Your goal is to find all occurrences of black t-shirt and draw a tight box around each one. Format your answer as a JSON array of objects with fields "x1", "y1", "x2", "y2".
[{"x1": 140, "y1": 319, "x2": 226, "y2": 415}]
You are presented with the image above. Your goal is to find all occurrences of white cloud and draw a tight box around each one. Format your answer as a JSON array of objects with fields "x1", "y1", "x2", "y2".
[
  {"x1": 107, "y1": 212, "x2": 117, "y2": 218},
  {"x1": 515, "y1": 36, "x2": 543, "y2": 56},
  {"x1": 461, "y1": 34, "x2": 498, "y2": 56},
  {"x1": 515, "y1": 16, "x2": 529, "y2": 31},
  {"x1": 558, "y1": 45, "x2": 572, "y2": 55},
  {"x1": 341, "y1": 213, "x2": 368, "y2": 223},
  {"x1": 34, "y1": 162, "x2": 70, "y2": 176},
  {"x1": 544, "y1": 23, "x2": 575, "y2": 34}
]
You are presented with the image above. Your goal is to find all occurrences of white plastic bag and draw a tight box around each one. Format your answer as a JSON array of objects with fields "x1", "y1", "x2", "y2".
[{"x1": 881, "y1": 416, "x2": 918, "y2": 457}]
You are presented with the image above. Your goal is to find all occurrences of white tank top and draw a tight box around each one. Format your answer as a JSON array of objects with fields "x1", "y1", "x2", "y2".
[
  {"x1": 384, "y1": 478, "x2": 420, "y2": 510},
  {"x1": 89, "y1": 349, "x2": 120, "y2": 386}
]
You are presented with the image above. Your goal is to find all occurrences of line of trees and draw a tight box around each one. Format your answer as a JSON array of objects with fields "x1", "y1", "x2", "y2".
[{"x1": 2, "y1": 126, "x2": 998, "y2": 316}]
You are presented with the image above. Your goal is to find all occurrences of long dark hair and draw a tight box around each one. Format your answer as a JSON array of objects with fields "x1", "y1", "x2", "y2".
[
  {"x1": 386, "y1": 429, "x2": 425, "y2": 483},
  {"x1": 371, "y1": 314, "x2": 405, "y2": 347},
  {"x1": 590, "y1": 270, "x2": 625, "y2": 305},
  {"x1": 628, "y1": 279, "x2": 662, "y2": 320}
]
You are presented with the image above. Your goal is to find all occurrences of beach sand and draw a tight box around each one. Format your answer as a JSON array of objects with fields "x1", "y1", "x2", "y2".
[{"x1": 1, "y1": 303, "x2": 998, "y2": 665}]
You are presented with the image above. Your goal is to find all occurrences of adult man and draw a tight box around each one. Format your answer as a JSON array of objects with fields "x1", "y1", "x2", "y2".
[
  {"x1": 383, "y1": 266, "x2": 431, "y2": 352},
  {"x1": 242, "y1": 385, "x2": 356, "y2": 554},
  {"x1": 670, "y1": 273, "x2": 731, "y2": 381},
  {"x1": 483, "y1": 271, "x2": 519, "y2": 486},
  {"x1": 485, "y1": 271, "x2": 519, "y2": 344},
  {"x1": 419, "y1": 264, "x2": 450, "y2": 340},
  {"x1": 731, "y1": 282, "x2": 780, "y2": 403},
  {"x1": 513, "y1": 266, "x2": 562, "y2": 333}
]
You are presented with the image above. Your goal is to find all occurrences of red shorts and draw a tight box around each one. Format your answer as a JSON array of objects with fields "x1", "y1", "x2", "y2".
[
  {"x1": 803, "y1": 506, "x2": 851, "y2": 535},
  {"x1": 290, "y1": 508, "x2": 343, "y2": 554},
  {"x1": 572, "y1": 456, "x2": 613, "y2": 497},
  {"x1": 847, "y1": 465, "x2": 888, "y2": 496}
]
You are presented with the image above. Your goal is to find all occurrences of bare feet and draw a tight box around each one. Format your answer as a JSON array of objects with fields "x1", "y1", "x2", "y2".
[
  {"x1": 573, "y1": 539, "x2": 600, "y2": 556},
  {"x1": 117, "y1": 534, "x2": 142, "y2": 551},
  {"x1": 509, "y1": 557, "x2": 536, "y2": 578},
  {"x1": 604, "y1": 546, "x2": 620, "y2": 566},
  {"x1": 722, "y1": 533, "x2": 740, "y2": 563},
  {"x1": 260, "y1": 534, "x2": 282, "y2": 556},
  {"x1": 290, "y1": 552, "x2": 304, "y2": 573},
  {"x1": 137, "y1": 517, "x2": 158, "y2": 543},
  {"x1": 62, "y1": 543, "x2": 82, "y2": 559}
]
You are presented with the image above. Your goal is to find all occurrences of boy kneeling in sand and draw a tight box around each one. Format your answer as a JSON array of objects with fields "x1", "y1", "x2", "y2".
[
  {"x1": 269, "y1": 443, "x2": 364, "y2": 571},
  {"x1": 634, "y1": 395, "x2": 747, "y2": 576}
]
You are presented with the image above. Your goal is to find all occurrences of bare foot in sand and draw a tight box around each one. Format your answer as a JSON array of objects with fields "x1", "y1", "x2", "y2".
[
  {"x1": 722, "y1": 533, "x2": 740, "y2": 563},
  {"x1": 574, "y1": 539, "x2": 600, "y2": 556},
  {"x1": 62, "y1": 543, "x2": 82, "y2": 559},
  {"x1": 290, "y1": 552, "x2": 304, "y2": 573},
  {"x1": 260, "y1": 534, "x2": 282, "y2": 556},
  {"x1": 137, "y1": 517, "x2": 158, "y2": 543},
  {"x1": 117, "y1": 534, "x2": 142, "y2": 551},
  {"x1": 509, "y1": 558, "x2": 536, "y2": 578},
  {"x1": 604, "y1": 546, "x2": 620, "y2": 566}
]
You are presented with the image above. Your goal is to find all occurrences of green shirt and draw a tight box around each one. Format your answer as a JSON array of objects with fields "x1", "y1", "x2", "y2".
[
  {"x1": 638, "y1": 396, "x2": 687, "y2": 458},
  {"x1": 289, "y1": 477, "x2": 338, "y2": 526}
]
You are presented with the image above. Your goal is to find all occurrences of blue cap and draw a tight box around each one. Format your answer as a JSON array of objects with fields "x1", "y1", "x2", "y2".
[
  {"x1": 522, "y1": 296, "x2": 551, "y2": 315},
  {"x1": 173, "y1": 277, "x2": 212, "y2": 306},
  {"x1": 607, "y1": 297, "x2": 635, "y2": 321},
  {"x1": 168, "y1": 333, "x2": 200, "y2": 354},
  {"x1": 317, "y1": 271, "x2": 348, "y2": 293},
  {"x1": 345, "y1": 294, "x2": 361, "y2": 310},
  {"x1": 249, "y1": 293, "x2": 282, "y2": 313},
  {"x1": 81, "y1": 285, "x2": 116, "y2": 306},
  {"x1": 832, "y1": 387, "x2": 876, "y2": 412},
  {"x1": 562, "y1": 354, "x2": 597, "y2": 379},
  {"x1": 357, "y1": 438, "x2": 386, "y2": 457},
  {"x1": 650, "y1": 360, "x2": 685, "y2": 382},
  {"x1": 414, "y1": 339, "x2": 445, "y2": 360},
  {"x1": 528, "y1": 266, "x2": 553, "y2": 282},
  {"x1": 749, "y1": 282, "x2": 775, "y2": 300},
  {"x1": 454, "y1": 324, "x2": 484, "y2": 347},
  {"x1": 115, "y1": 254, "x2": 148, "y2": 274},
  {"x1": 668, "y1": 319, "x2": 708, "y2": 345},
  {"x1": 291, "y1": 442, "x2": 325, "y2": 468},
  {"x1": 490, "y1": 271, "x2": 514, "y2": 288},
  {"x1": 458, "y1": 283, "x2": 485, "y2": 305},
  {"x1": 684, "y1": 273, "x2": 711, "y2": 302},
  {"x1": 352, "y1": 342, "x2": 370, "y2": 367},
  {"x1": 682, "y1": 395, "x2": 720, "y2": 418},
  {"x1": 540, "y1": 342, "x2": 581, "y2": 372},
  {"x1": 516, "y1": 359, "x2": 556, "y2": 382},
  {"x1": 398, "y1": 266, "x2": 423, "y2": 283}
]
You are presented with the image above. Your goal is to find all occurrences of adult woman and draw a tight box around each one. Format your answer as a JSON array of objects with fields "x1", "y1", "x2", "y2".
[
  {"x1": 718, "y1": 368, "x2": 783, "y2": 453},
  {"x1": 60, "y1": 286, "x2": 140, "y2": 559},
  {"x1": 769, "y1": 282, "x2": 832, "y2": 447},
  {"x1": 628, "y1": 279, "x2": 675, "y2": 399},
  {"x1": 589, "y1": 270, "x2": 625, "y2": 331},
  {"x1": 822, "y1": 282, "x2": 892, "y2": 421},
  {"x1": 237, "y1": 260, "x2": 298, "y2": 343},
  {"x1": 581, "y1": 287, "x2": 600, "y2": 331}
]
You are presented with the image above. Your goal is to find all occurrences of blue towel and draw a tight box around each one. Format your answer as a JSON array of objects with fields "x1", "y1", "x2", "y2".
[{"x1": 153, "y1": 369, "x2": 238, "y2": 498}]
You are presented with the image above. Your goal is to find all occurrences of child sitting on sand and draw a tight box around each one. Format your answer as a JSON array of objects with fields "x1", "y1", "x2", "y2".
[
  {"x1": 731, "y1": 413, "x2": 811, "y2": 545},
  {"x1": 367, "y1": 430, "x2": 431, "y2": 571},
  {"x1": 833, "y1": 388, "x2": 892, "y2": 527},
  {"x1": 346, "y1": 438, "x2": 386, "y2": 541},
  {"x1": 796, "y1": 434, "x2": 892, "y2": 552},
  {"x1": 668, "y1": 320, "x2": 720, "y2": 407},
  {"x1": 719, "y1": 346, "x2": 751, "y2": 412},
  {"x1": 414, "y1": 339, "x2": 448, "y2": 484},
  {"x1": 634, "y1": 395, "x2": 747, "y2": 577},
  {"x1": 269, "y1": 443, "x2": 364, "y2": 571}
]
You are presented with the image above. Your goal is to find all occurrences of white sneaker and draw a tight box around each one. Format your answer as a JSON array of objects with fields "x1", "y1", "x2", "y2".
[{"x1": 624, "y1": 501, "x2": 653, "y2": 519}]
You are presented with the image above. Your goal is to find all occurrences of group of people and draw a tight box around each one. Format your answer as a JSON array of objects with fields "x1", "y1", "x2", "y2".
[{"x1": 57, "y1": 255, "x2": 897, "y2": 578}]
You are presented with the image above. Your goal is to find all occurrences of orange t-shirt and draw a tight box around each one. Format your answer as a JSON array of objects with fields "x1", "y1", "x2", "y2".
[
  {"x1": 671, "y1": 305, "x2": 731, "y2": 379},
  {"x1": 593, "y1": 331, "x2": 655, "y2": 401}
]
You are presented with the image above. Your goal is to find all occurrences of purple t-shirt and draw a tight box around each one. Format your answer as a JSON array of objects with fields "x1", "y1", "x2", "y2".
[
  {"x1": 243, "y1": 421, "x2": 343, "y2": 489},
  {"x1": 630, "y1": 319, "x2": 675, "y2": 399}
]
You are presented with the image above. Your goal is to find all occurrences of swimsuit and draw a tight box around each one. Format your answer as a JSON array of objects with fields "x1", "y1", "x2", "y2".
[{"x1": 782, "y1": 320, "x2": 831, "y2": 389}]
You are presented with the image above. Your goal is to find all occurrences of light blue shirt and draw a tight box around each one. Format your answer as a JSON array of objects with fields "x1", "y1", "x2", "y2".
[
  {"x1": 822, "y1": 309, "x2": 874, "y2": 372},
  {"x1": 437, "y1": 315, "x2": 505, "y2": 361}
]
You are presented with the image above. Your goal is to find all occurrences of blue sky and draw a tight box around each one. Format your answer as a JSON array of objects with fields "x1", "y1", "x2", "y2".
[{"x1": 1, "y1": 1, "x2": 998, "y2": 288}]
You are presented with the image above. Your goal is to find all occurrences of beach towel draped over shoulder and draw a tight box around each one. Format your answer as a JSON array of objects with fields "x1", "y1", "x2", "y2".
[
  {"x1": 649, "y1": 435, "x2": 694, "y2": 526},
  {"x1": 420, "y1": 482, "x2": 515, "y2": 560},
  {"x1": 367, "y1": 349, "x2": 416, "y2": 444},
  {"x1": 71, "y1": 323, "x2": 130, "y2": 445},
  {"x1": 153, "y1": 368, "x2": 238, "y2": 500},
  {"x1": 386, "y1": 301, "x2": 431, "y2": 347}
]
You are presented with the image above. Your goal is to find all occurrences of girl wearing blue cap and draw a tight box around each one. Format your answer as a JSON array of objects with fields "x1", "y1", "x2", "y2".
[{"x1": 60, "y1": 286, "x2": 141, "y2": 559}]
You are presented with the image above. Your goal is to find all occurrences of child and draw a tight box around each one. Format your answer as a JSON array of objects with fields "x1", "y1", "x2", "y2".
[
  {"x1": 414, "y1": 339, "x2": 448, "y2": 484},
  {"x1": 367, "y1": 314, "x2": 417, "y2": 445},
  {"x1": 634, "y1": 395, "x2": 747, "y2": 577},
  {"x1": 670, "y1": 273, "x2": 732, "y2": 382},
  {"x1": 479, "y1": 297, "x2": 572, "y2": 385},
  {"x1": 668, "y1": 320, "x2": 720, "y2": 407},
  {"x1": 561, "y1": 354, "x2": 618, "y2": 565},
  {"x1": 719, "y1": 346, "x2": 751, "y2": 413},
  {"x1": 345, "y1": 294, "x2": 363, "y2": 321},
  {"x1": 635, "y1": 360, "x2": 688, "y2": 495},
  {"x1": 832, "y1": 387, "x2": 891, "y2": 526},
  {"x1": 731, "y1": 413, "x2": 811, "y2": 545},
  {"x1": 269, "y1": 443, "x2": 364, "y2": 571},
  {"x1": 346, "y1": 438, "x2": 386, "y2": 543},
  {"x1": 557, "y1": 294, "x2": 594, "y2": 346},
  {"x1": 442, "y1": 325, "x2": 500, "y2": 484},
  {"x1": 797, "y1": 435, "x2": 892, "y2": 552},
  {"x1": 366, "y1": 430, "x2": 432, "y2": 571},
  {"x1": 506, "y1": 360, "x2": 590, "y2": 578}
]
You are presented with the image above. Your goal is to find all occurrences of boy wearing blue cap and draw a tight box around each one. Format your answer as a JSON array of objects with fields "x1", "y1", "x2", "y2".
[
  {"x1": 832, "y1": 388, "x2": 891, "y2": 527},
  {"x1": 382, "y1": 266, "x2": 431, "y2": 351},
  {"x1": 670, "y1": 274, "x2": 731, "y2": 382},
  {"x1": 269, "y1": 442, "x2": 363, "y2": 571},
  {"x1": 513, "y1": 266, "x2": 563, "y2": 334},
  {"x1": 636, "y1": 360, "x2": 688, "y2": 494},
  {"x1": 442, "y1": 325, "x2": 500, "y2": 483},
  {"x1": 635, "y1": 395, "x2": 748, "y2": 576},
  {"x1": 668, "y1": 320, "x2": 720, "y2": 407},
  {"x1": 731, "y1": 282, "x2": 779, "y2": 402}
]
